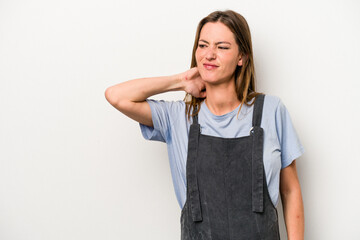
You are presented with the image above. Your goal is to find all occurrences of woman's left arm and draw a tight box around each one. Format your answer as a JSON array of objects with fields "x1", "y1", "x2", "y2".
[{"x1": 280, "y1": 160, "x2": 304, "y2": 240}]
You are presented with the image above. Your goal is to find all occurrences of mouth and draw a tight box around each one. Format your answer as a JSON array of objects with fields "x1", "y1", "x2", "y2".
[{"x1": 203, "y1": 63, "x2": 219, "y2": 70}]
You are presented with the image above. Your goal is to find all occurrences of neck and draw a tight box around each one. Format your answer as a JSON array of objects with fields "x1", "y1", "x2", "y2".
[{"x1": 204, "y1": 80, "x2": 240, "y2": 116}]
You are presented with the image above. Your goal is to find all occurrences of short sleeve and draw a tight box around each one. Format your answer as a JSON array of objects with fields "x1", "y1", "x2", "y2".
[
  {"x1": 139, "y1": 99, "x2": 184, "y2": 143},
  {"x1": 275, "y1": 100, "x2": 305, "y2": 168}
]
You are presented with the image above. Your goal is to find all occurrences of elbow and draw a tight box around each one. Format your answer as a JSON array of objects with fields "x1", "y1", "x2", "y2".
[
  {"x1": 105, "y1": 86, "x2": 121, "y2": 107},
  {"x1": 280, "y1": 184, "x2": 302, "y2": 202},
  {"x1": 104, "y1": 86, "x2": 130, "y2": 112}
]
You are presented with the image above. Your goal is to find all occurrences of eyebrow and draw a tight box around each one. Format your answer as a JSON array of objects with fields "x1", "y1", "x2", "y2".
[{"x1": 199, "y1": 39, "x2": 231, "y2": 45}]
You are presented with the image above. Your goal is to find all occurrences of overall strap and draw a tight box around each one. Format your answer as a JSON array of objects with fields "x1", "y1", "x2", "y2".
[
  {"x1": 192, "y1": 106, "x2": 199, "y2": 124},
  {"x1": 187, "y1": 105, "x2": 202, "y2": 222},
  {"x1": 252, "y1": 94, "x2": 265, "y2": 127},
  {"x1": 251, "y1": 94, "x2": 266, "y2": 213}
]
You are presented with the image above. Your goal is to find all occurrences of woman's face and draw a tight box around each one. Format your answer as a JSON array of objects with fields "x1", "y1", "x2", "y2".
[{"x1": 195, "y1": 22, "x2": 242, "y2": 85}]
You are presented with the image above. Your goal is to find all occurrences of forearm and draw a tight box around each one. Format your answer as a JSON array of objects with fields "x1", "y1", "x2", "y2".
[
  {"x1": 106, "y1": 74, "x2": 184, "y2": 104},
  {"x1": 281, "y1": 188, "x2": 304, "y2": 240}
]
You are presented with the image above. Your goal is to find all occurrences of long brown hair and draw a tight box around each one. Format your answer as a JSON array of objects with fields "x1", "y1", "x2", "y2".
[{"x1": 185, "y1": 10, "x2": 260, "y2": 119}]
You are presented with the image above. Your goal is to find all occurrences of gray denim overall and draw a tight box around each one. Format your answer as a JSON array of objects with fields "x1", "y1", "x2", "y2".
[{"x1": 181, "y1": 95, "x2": 280, "y2": 240}]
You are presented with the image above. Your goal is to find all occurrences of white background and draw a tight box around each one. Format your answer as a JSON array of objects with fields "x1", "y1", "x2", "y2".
[{"x1": 1, "y1": 0, "x2": 359, "y2": 239}]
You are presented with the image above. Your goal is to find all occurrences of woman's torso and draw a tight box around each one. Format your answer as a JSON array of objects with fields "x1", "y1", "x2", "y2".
[{"x1": 139, "y1": 95, "x2": 304, "y2": 209}]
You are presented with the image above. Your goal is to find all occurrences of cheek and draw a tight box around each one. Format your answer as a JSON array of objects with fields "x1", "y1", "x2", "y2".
[
  {"x1": 224, "y1": 55, "x2": 240, "y2": 69},
  {"x1": 195, "y1": 50, "x2": 201, "y2": 65}
]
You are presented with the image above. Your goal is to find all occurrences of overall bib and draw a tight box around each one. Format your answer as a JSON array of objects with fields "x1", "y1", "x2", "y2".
[{"x1": 181, "y1": 95, "x2": 280, "y2": 240}]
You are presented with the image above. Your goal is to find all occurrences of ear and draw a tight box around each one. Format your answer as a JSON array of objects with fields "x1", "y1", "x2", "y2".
[
  {"x1": 237, "y1": 57, "x2": 243, "y2": 66},
  {"x1": 238, "y1": 53, "x2": 248, "y2": 66}
]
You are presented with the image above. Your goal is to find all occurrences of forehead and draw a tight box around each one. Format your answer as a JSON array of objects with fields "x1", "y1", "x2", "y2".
[{"x1": 199, "y1": 22, "x2": 236, "y2": 43}]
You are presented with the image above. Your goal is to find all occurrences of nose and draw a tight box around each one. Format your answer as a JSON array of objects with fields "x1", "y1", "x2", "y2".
[{"x1": 205, "y1": 47, "x2": 216, "y2": 60}]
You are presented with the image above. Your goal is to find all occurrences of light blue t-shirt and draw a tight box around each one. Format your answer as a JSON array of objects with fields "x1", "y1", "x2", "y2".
[{"x1": 139, "y1": 95, "x2": 304, "y2": 209}]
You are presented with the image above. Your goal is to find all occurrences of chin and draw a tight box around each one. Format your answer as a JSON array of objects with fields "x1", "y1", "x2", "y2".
[
  {"x1": 202, "y1": 74, "x2": 221, "y2": 84},
  {"x1": 199, "y1": 71, "x2": 218, "y2": 82}
]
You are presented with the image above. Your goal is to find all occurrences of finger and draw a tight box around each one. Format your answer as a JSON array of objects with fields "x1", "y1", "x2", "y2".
[
  {"x1": 198, "y1": 86, "x2": 206, "y2": 98},
  {"x1": 187, "y1": 68, "x2": 198, "y2": 80},
  {"x1": 198, "y1": 91, "x2": 206, "y2": 98}
]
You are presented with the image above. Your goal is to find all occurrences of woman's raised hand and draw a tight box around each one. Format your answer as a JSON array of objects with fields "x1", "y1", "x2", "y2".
[{"x1": 178, "y1": 67, "x2": 206, "y2": 98}]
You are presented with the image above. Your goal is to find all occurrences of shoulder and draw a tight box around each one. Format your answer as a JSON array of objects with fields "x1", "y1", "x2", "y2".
[
  {"x1": 261, "y1": 94, "x2": 294, "y2": 131},
  {"x1": 146, "y1": 99, "x2": 188, "y2": 128},
  {"x1": 263, "y1": 94, "x2": 282, "y2": 111},
  {"x1": 147, "y1": 99, "x2": 186, "y2": 108},
  {"x1": 142, "y1": 99, "x2": 188, "y2": 141},
  {"x1": 146, "y1": 99, "x2": 186, "y2": 115},
  {"x1": 261, "y1": 94, "x2": 284, "y2": 120}
]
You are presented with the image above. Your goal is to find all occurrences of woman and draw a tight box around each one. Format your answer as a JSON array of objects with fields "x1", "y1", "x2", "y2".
[{"x1": 105, "y1": 10, "x2": 304, "y2": 240}]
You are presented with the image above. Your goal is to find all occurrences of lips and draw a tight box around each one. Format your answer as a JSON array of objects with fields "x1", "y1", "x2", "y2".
[{"x1": 203, "y1": 63, "x2": 219, "y2": 70}]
